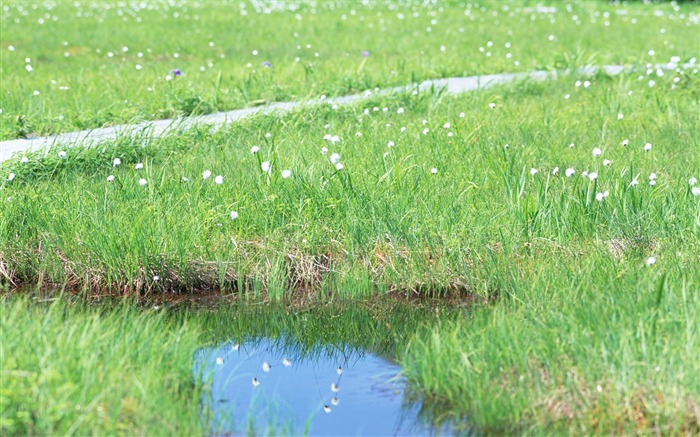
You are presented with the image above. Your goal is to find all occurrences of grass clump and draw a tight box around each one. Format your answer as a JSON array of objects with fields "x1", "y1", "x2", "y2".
[{"x1": 0, "y1": 297, "x2": 204, "y2": 436}]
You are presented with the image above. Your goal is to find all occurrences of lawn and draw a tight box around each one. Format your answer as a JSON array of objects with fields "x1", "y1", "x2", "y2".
[{"x1": 1, "y1": 0, "x2": 699, "y2": 435}]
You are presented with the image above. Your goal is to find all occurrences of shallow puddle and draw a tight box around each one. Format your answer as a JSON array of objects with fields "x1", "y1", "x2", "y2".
[{"x1": 194, "y1": 338, "x2": 453, "y2": 436}]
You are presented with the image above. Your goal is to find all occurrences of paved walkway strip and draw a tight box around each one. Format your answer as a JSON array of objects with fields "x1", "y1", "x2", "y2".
[{"x1": 0, "y1": 63, "x2": 689, "y2": 163}]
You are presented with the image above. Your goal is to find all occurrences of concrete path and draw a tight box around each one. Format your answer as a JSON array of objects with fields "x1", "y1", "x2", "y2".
[{"x1": 0, "y1": 63, "x2": 688, "y2": 163}]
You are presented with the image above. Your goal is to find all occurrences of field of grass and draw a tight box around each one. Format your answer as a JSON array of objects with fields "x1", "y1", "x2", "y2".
[
  {"x1": 2, "y1": 0, "x2": 700, "y2": 435},
  {"x1": 1, "y1": 0, "x2": 698, "y2": 140}
]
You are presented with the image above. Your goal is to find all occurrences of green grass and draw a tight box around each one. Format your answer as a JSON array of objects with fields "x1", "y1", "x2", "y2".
[
  {"x1": 1, "y1": 0, "x2": 698, "y2": 140},
  {"x1": 2, "y1": 1, "x2": 700, "y2": 434}
]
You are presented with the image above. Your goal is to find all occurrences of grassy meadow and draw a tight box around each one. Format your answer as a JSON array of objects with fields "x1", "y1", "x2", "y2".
[{"x1": 2, "y1": 0, "x2": 700, "y2": 435}]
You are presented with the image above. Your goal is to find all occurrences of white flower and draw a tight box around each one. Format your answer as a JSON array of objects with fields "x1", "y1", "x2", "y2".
[
  {"x1": 138, "y1": 178, "x2": 147, "y2": 186},
  {"x1": 431, "y1": 168, "x2": 438, "y2": 174},
  {"x1": 387, "y1": 141, "x2": 395, "y2": 148},
  {"x1": 595, "y1": 192, "x2": 605, "y2": 201},
  {"x1": 603, "y1": 159, "x2": 612, "y2": 166},
  {"x1": 107, "y1": 175, "x2": 115, "y2": 182},
  {"x1": 443, "y1": 122, "x2": 450, "y2": 129},
  {"x1": 689, "y1": 177, "x2": 698, "y2": 186},
  {"x1": 262, "y1": 362, "x2": 271, "y2": 372},
  {"x1": 423, "y1": 128, "x2": 429, "y2": 135},
  {"x1": 589, "y1": 172, "x2": 598, "y2": 181},
  {"x1": 649, "y1": 173, "x2": 657, "y2": 180},
  {"x1": 323, "y1": 405, "x2": 331, "y2": 413},
  {"x1": 644, "y1": 143, "x2": 652, "y2": 152},
  {"x1": 182, "y1": 177, "x2": 189, "y2": 182},
  {"x1": 631, "y1": 178, "x2": 639, "y2": 187},
  {"x1": 355, "y1": 131, "x2": 362, "y2": 137},
  {"x1": 216, "y1": 357, "x2": 224, "y2": 366},
  {"x1": 459, "y1": 112, "x2": 465, "y2": 118},
  {"x1": 397, "y1": 107, "x2": 404, "y2": 114},
  {"x1": 649, "y1": 180, "x2": 656, "y2": 186},
  {"x1": 20, "y1": 156, "x2": 29, "y2": 164},
  {"x1": 335, "y1": 162, "x2": 344, "y2": 171},
  {"x1": 692, "y1": 187, "x2": 700, "y2": 196},
  {"x1": 252, "y1": 377, "x2": 260, "y2": 387},
  {"x1": 331, "y1": 397, "x2": 340, "y2": 406},
  {"x1": 113, "y1": 158, "x2": 121, "y2": 167},
  {"x1": 261, "y1": 161, "x2": 271, "y2": 173},
  {"x1": 583, "y1": 80, "x2": 591, "y2": 88},
  {"x1": 646, "y1": 256, "x2": 656, "y2": 266},
  {"x1": 331, "y1": 383, "x2": 340, "y2": 392},
  {"x1": 489, "y1": 102, "x2": 496, "y2": 109},
  {"x1": 202, "y1": 170, "x2": 211, "y2": 179},
  {"x1": 230, "y1": 211, "x2": 239, "y2": 220},
  {"x1": 400, "y1": 126, "x2": 406, "y2": 132},
  {"x1": 58, "y1": 151, "x2": 67, "y2": 158},
  {"x1": 592, "y1": 147, "x2": 602, "y2": 157},
  {"x1": 621, "y1": 139, "x2": 629, "y2": 146},
  {"x1": 214, "y1": 175, "x2": 223, "y2": 184},
  {"x1": 648, "y1": 80, "x2": 656, "y2": 87},
  {"x1": 330, "y1": 153, "x2": 341, "y2": 165},
  {"x1": 250, "y1": 145, "x2": 260, "y2": 154},
  {"x1": 617, "y1": 113, "x2": 624, "y2": 120},
  {"x1": 153, "y1": 275, "x2": 159, "y2": 281},
  {"x1": 565, "y1": 168, "x2": 575, "y2": 177},
  {"x1": 281, "y1": 169, "x2": 291, "y2": 179},
  {"x1": 568, "y1": 143, "x2": 575, "y2": 149},
  {"x1": 552, "y1": 167, "x2": 559, "y2": 175},
  {"x1": 321, "y1": 147, "x2": 328, "y2": 155},
  {"x1": 530, "y1": 168, "x2": 538, "y2": 176},
  {"x1": 8, "y1": 173, "x2": 15, "y2": 181},
  {"x1": 135, "y1": 162, "x2": 144, "y2": 170},
  {"x1": 282, "y1": 358, "x2": 292, "y2": 367},
  {"x1": 330, "y1": 135, "x2": 340, "y2": 144}
]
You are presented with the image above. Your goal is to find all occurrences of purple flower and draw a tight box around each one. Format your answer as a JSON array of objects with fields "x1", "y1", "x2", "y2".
[
  {"x1": 361, "y1": 50, "x2": 370, "y2": 58},
  {"x1": 261, "y1": 61, "x2": 272, "y2": 68},
  {"x1": 169, "y1": 68, "x2": 182, "y2": 76}
]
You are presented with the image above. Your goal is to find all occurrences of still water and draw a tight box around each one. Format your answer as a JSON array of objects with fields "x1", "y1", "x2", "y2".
[{"x1": 194, "y1": 338, "x2": 454, "y2": 436}]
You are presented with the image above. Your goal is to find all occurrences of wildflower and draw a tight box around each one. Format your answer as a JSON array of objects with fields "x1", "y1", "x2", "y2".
[
  {"x1": 459, "y1": 112, "x2": 465, "y2": 118},
  {"x1": 231, "y1": 343, "x2": 239, "y2": 350},
  {"x1": 530, "y1": 168, "x2": 538, "y2": 176},
  {"x1": 631, "y1": 178, "x2": 639, "y2": 187},
  {"x1": 431, "y1": 168, "x2": 438, "y2": 174},
  {"x1": 26, "y1": 65, "x2": 33, "y2": 72},
  {"x1": 169, "y1": 68, "x2": 182, "y2": 77},
  {"x1": 8, "y1": 173, "x2": 15, "y2": 181},
  {"x1": 621, "y1": 139, "x2": 629, "y2": 146},
  {"x1": 58, "y1": 151, "x2": 67, "y2": 158},
  {"x1": 113, "y1": 158, "x2": 121, "y2": 167},
  {"x1": 603, "y1": 159, "x2": 612, "y2": 166},
  {"x1": 355, "y1": 131, "x2": 362, "y2": 137},
  {"x1": 361, "y1": 50, "x2": 370, "y2": 57},
  {"x1": 323, "y1": 405, "x2": 331, "y2": 413},
  {"x1": 135, "y1": 162, "x2": 144, "y2": 170},
  {"x1": 321, "y1": 147, "x2": 328, "y2": 154},
  {"x1": 261, "y1": 61, "x2": 272, "y2": 68},
  {"x1": 216, "y1": 357, "x2": 224, "y2": 365},
  {"x1": 262, "y1": 362, "x2": 271, "y2": 372},
  {"x1": 335, "y1": 163, "x2": 344, "y2": 171},
  {"x1": 330, "y1": 153, "x2": 341, "y2": 165},
  {"x1": 202, "y1": 170, "x2": 211, "y2": 179},
  {"x1": 330, "y1": 135, "x2": 340, "y2": 144},
  {"x1": 181, "y1": 177, "x2": 189, "y2": 182},
  {"x1": 649, "y1": 173, "x2": 657, "y2": 180},
  {"x1": 649, "y1": 180, "x2": 656, "y2": 186},
  {"x1": 644, "y1": 143, "x2": 652, "y2": 152},
  {"x1": 617, "y1": 113, "x2": 624, "y2": 120},
  {"x1": 281, "y1": 169, "x2": 291, "y2": 179},
  {"x1": 252, "y1": 377, "x2": 260, "y2": 387},
  {"x1": 569, "y1": 143, "x2": 575, "y2": 149},
  {"x1": 387, "y1": 141, "x2": 395, "y2": 148},
  {"x1": 331, "y1": 397, "x2": 340, "y2": 406},
  {"x1": 489, "y1": 102, "x2": 496, "y2": 109},
  {"x1": 552, "y1": 167, "x2": 559, "y2": 175},
  {"x1": 423, "y1": 128, "x2": 429, "y2": 135},
  {"x1": 107, "y1": 175, "x2": 115, "y2": 182},
  {"x1": 21, "y1": 156, "x2": 29, "y2": 163},
  {"x1": 230, "y1": 211, "x2": 239, "y2": 220},
  {"x1": 215, "y1": 175, "x2": 223, "y2": 184},
  {"x1": 565, "y1": 168, "x2": 575, "y2": 177},
  {"x1": 282, "y1": 358, "x2": 292, "y2": 367},
  {"x1": 250, "y1": 145, "x2": 260, "y2": 154},
  {"x1": 583, "y1": 81, "x2": 591, "y2": 88},
  {"x1": 331, "y1": 383, "x2": 340, "y2": 392},
  {"x1": 692, "y1": 187, "x2": 700, "y2": 196},
  {"x1": 153, "y1": 275, "x2": 160, "y2": 281},
  {"x1": 138, "y1": 178, "x2": 147, "y2": 186},
  {"x1": 397, "y1": 107, "x2": 404, "y2": 114},
  {"x1": 443, "y1": 122, "x2": 450, "y2": 129},
  {"x1": 648, "y1": 80, "x2": 656, "y2": 87},
  {"x1": 689, "y1": 177, "x2": 698, "y2": 186},
  {"x1": 261, "y1": 161, "x2": 271, "y2": 173},
  {"x1": 400, "y1": 127, "x2": 406, "y2": 133},
  {"x1": 337, "y1": 366, "x2": 343, "y2": 375},
  {"x1": 596, "y1": 192, "x2": 604, "y2": 201},
  {"x1": 589, "y1": 172, "x2": 598, "y2": 181},
  {"x1": 646, "y1": 256, "x2": 656, "y2": 266},
  {"x1": 592, "y1": 147, "x2": 602, "y2": 157}
]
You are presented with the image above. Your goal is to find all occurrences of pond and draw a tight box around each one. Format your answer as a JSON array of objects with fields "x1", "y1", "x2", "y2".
[{"x1": 194, "y1": 337, "x2": 455, "y2": 436}]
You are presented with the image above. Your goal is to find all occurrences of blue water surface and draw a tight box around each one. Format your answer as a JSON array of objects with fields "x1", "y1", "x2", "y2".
[{"x1": 194, "y1": 338, "x2": 454, "y2": 436}]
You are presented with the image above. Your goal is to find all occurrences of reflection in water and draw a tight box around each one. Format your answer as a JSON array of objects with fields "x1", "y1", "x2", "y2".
[{"x1": 194, "y1": 338, "x2": 454, "y2": 436}]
